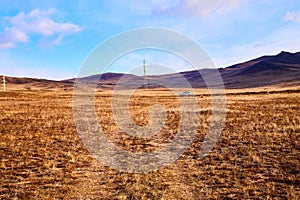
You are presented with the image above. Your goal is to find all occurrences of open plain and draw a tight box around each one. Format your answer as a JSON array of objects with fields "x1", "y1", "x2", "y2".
[{"x1": 0, "y1": 87, "x2": 299, "y2": 199}]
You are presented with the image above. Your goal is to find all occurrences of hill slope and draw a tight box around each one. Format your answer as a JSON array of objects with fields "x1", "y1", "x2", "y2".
[
  {"x1": 2, "y1": 51, "x2": 300, "y2": 90},
  {"x1": 219, "y1": 51, "x2": 300, "y2": 88}
]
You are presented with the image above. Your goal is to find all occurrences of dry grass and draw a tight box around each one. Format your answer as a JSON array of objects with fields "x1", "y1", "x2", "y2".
[{"x1": 0, "y1": 88, "x2": 299, "y2": 199}]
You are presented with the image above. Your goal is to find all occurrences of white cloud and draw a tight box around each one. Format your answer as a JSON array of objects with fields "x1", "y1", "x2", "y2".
[
  {"x1": 152, "y1": 0, "x2": 182, "y2": 12},
  {"x1": 284, "y1": 10, "x2": 300, "y2": 23},
  {"x1": 183, "y1": 0, "x2": 240, "y2": 16},
  {"x1": 152, "y1": 0, "x2": 240, "y2": 17},
  {"x1": 0, "y1": 8, "x2": 81, "y2": 49},
  {"x1": 0, "y1": 27, "x2": 29, "y2": 49}
]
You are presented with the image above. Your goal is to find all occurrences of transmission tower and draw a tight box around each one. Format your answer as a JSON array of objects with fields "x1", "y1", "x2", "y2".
[{"x1": 143, "y1": 59, "x2": 148, "y2": 89}]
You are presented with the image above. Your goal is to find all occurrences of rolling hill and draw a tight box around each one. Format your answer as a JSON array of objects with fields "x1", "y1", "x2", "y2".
[{"x1": 2, "y1": 51, "x2": 300, "y2": 90}]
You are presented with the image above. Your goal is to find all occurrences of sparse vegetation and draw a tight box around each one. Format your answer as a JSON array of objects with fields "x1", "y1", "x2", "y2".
[{"x1": 0, "y1": 88, "x2": 299, "y2": 199}]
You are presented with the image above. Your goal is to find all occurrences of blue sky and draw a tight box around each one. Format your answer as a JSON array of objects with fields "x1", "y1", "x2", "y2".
[{"x1": 0, "y1": 0, "x2": 300, "y2": 80}]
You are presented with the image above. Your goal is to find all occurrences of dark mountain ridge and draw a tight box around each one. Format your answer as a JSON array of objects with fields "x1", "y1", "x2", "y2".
[{"x1": 2, "y1": 51, "x2": 300, "y2": 89}]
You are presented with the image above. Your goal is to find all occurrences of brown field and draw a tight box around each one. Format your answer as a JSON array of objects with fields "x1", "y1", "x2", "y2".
[{"x1": 0, "y1": 87, "x2": 299, "y2": 199}]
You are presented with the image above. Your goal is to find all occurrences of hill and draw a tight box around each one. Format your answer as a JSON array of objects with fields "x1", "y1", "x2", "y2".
[
  {"x1": 2, "y1": 51, "x2": 300, "y2": 90},
  {"x1": 219, "y1": 51, "x2": 300, "y2": 88}
]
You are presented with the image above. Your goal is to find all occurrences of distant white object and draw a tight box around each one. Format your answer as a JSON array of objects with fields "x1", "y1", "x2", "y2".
[{"x1": 179, "y1": 91, "x2": 192, "y2": 96}]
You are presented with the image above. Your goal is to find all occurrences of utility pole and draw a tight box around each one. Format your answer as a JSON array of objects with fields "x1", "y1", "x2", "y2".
[
  {"x1": 143, "y1": 59, "x2": 148, "y2": 89},
  {"x1": 3, "y1": 75, "x2": 5, "y2": 92}
]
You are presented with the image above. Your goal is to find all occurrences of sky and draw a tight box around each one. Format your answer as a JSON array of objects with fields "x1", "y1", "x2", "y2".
[{"x1": 0, "y1": 0, "x2": 300, "y2": 80}]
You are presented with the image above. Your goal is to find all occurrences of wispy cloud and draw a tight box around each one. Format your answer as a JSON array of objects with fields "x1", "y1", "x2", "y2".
[
  {"x1": 213, "y1": 24, "x2": 300, "y2": 68},
  {"x1": 0, "y1": 8, "x2": 81, "y2": 49},
  {"x1": 151, "y1": 0, "x2": 240, "y2": 17},
  {"x1": 253, "y1": 40, "x2": 277, "y2": 48},
  {"x1": 284, "y1": 10, "x2": 300, "y2": 23},
  {"x1": 0, "y1": 51, "x2": 75, "y2": 80},
  {"x1": 0, "y1": 27, "x2": 29, "y2": 49},
  {"x1": 108, "y1": 50, "x2": 192, "y2": 75}
]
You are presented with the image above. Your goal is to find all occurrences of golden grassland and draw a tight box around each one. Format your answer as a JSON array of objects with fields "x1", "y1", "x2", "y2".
[{"x1": 0, "y1": 88, "x2": 299, "y2": 199}]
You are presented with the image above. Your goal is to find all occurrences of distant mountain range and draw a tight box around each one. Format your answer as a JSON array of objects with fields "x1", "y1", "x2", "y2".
[{"x1": 3, "y1": 51, "x2": 300, "y2": 90}]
